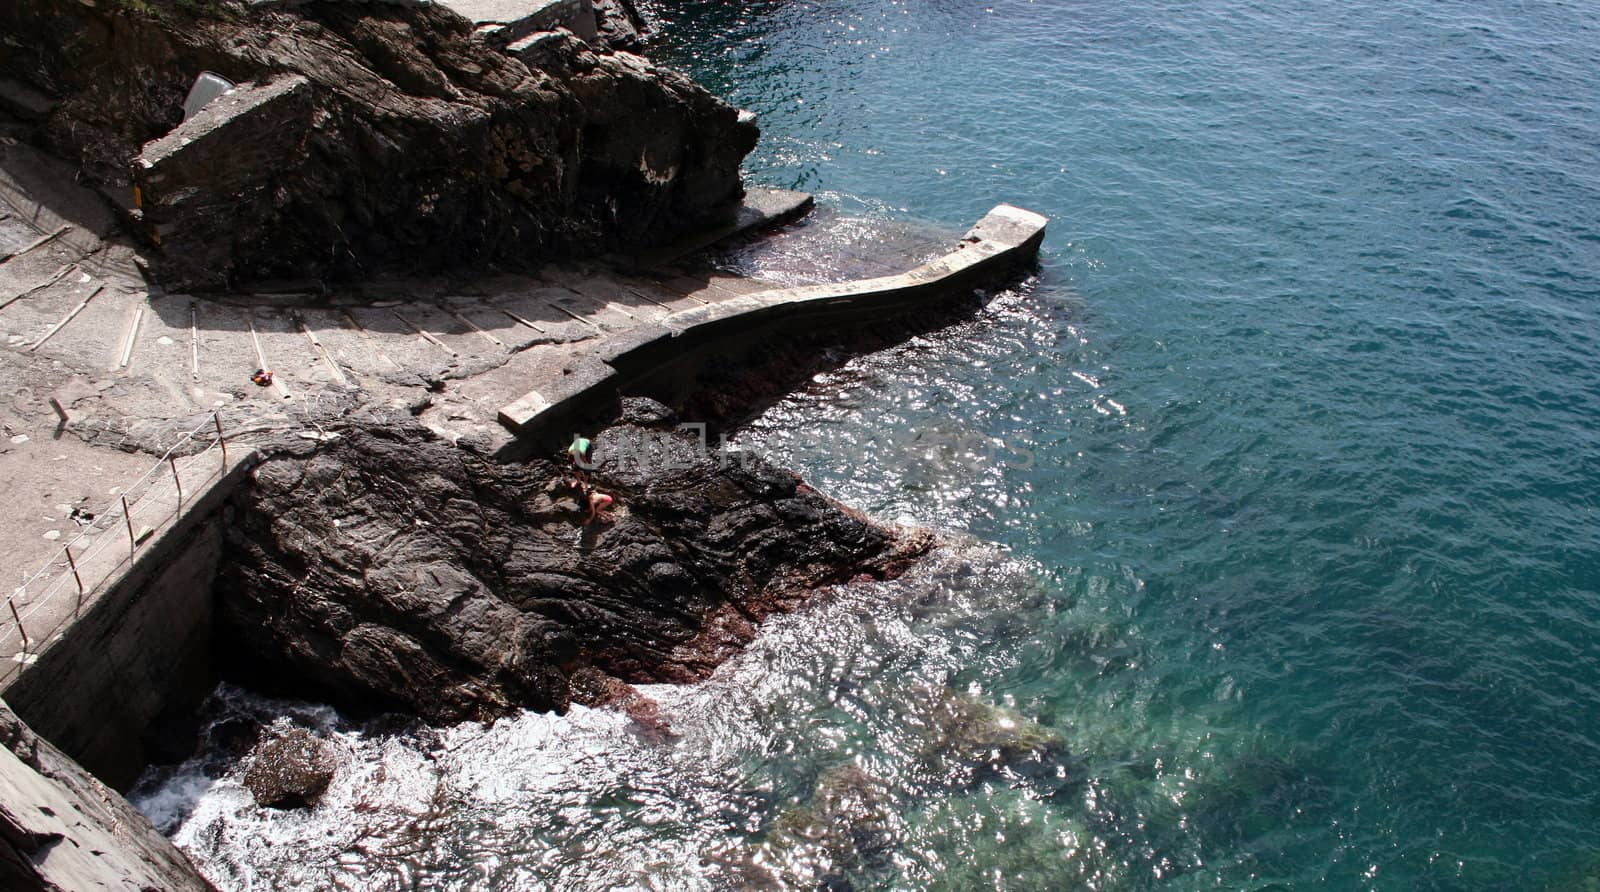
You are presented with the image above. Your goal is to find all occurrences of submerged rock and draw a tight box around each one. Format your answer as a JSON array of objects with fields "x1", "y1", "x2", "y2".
[
  {"x1": 766, "y1": 764, "x2": 902, "y2": 887},
  {"x1": 1546, "y1": 854, "x2": 1600, "y2": 892},
  {"x1": 242, "y1": 727, "x2": 337, "y2": 810},
  {"x1": 781, "y1": 764, "x2": 900, "y2": 859},
  {"x1": 905, "y1": 685, "x2": 1066, "y2": 782}
]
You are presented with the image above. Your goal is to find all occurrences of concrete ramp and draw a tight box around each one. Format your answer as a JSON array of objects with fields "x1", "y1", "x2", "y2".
[{"x1": 632, "y1": 187, "x2": 814, "y2": 268}]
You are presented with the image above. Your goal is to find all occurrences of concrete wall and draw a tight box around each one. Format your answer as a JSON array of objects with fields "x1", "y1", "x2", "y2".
[
  {"x1": 497, "y1": 203, "x2": 1049, "y2": 447},
  {"x1": 1, "y1": 459, "x2": 251, "y2": 790}
]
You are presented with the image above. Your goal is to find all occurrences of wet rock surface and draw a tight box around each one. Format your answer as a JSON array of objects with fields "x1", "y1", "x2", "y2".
[
  {"x1": 568, "y1": 666, "x2": 676, "y2": 741},
  {"x1": 0, "y1": 0, "x2": 756, "y2": 289},
  {"x1": 242, "y1": 727, "x2": 337, "y2": 809},
  {"x1": 215, "y1": 402, "x2": 932, "y2": 724},
  {"x1": 747, "y1": 683, "x2": 1067, "y2": 887}
]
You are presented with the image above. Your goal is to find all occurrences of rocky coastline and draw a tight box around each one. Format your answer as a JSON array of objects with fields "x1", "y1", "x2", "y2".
[
  {"x1": 215, "y1": 398, "x2": 933, "y2": 726},
  {"x1": 0, "y1": 1, "x2": 1045, "y2": 889},
  {"x1": 0, "y1": 0, "x2": 752, "y2": 290}
]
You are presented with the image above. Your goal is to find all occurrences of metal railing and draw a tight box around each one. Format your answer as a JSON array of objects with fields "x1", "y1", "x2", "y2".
[{"x1": 2, "y1": 411, "x2": 234, "y2": 672}]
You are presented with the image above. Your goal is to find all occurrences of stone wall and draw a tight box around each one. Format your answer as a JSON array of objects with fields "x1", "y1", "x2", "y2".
[{"x1": 2, "y1": 511, "x2": 228, "y2": 791}]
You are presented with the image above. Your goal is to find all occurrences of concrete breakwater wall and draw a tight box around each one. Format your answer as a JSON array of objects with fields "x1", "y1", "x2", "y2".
[{"x1": 498, "y1": 203, "x2": 1049, "y2": 442}]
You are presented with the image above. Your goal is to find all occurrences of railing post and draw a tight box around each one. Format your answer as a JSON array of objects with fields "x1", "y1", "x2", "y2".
[
  {"x1": 122, "y1": 494, "x2": 136, "y2": 556},
  {"x1": 214, "y1": 412, "x2": 228, "y2": 470},
  {"x1": 8, "y1": 599, "x2": 28, "y2": 654},
  {"x1": 65, "y1": 545, "x2": 84, "y2": 613},
  {"x1": 170, "y1": 454, "x2": 184, "y2": 506}
]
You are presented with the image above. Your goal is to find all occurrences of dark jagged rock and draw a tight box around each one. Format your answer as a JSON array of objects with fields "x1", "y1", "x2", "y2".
[
  {"x1": 241, "y1": 727, "x2": 336, "y2": 809},
  {"x1": 0, "y1": 0, "x2": 756, "y2": 289},
  {"x1": 592, "y1": 0, "x2": 651, "y2": 51},
  {"x1": 619, "y1": 394, "x2": 677, "y2": 426},
  {"x1": 214, "y1": 418, "x2": 932, "y2": 724}
]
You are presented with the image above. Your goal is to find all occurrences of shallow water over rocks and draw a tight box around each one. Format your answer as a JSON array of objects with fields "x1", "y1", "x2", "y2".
[{"x1": 133, "y1": 539, "x2": 1072, "y2": 891}]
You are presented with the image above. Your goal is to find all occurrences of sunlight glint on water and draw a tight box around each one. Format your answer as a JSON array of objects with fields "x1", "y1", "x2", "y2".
[{"x1": 136, "y1": 0, "x2": 1600, "y2": 887}]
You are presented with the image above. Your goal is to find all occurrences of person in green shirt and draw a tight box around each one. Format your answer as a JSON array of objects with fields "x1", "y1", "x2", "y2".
[{"x1": 567, "y1": 434, "x2": 592, "y2": 485}]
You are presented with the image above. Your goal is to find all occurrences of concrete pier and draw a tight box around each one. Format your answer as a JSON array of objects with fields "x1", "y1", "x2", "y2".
[{"x1": 498, "y1": 204, "x2": 1048, "y2": 436}]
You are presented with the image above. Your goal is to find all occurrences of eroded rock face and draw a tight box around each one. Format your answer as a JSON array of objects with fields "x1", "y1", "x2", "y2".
[
  {"x1": 592, "y1": 0, "x2": 650, "y2": 51},
  {"x1": 242, "y1": 727, "x2": 336, "y2": 810},
  {"x1": 215, "y1": 407, "x2": 931, "y2": 724},
  {"x1": 0, "y1": 0, "x2": 756, "y2": 289}
]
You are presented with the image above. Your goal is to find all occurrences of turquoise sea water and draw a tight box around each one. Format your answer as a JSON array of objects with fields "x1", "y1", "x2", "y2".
[
  {"x1": 651, "y1": 0, "x2": 1600, "y2": 887},
  {"x1": 134, "y1": 2, "x2": 1600, "y2": 889}
]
